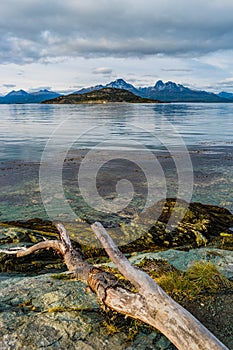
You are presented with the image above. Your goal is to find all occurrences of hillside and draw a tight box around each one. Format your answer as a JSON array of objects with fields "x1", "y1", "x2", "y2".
[{"x1": 42, "y1": 87, "x2": 160, "y2": 104}]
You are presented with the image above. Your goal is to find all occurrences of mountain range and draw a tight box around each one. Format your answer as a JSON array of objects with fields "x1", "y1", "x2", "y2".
[
  {"x1": 74, "y1": 79, "x2": 232, "y2": 103},
  {"x1": 0, "y1": 89, "x2": 60, "y2": 104},
  {"x1": 1, "y1": 79, "x2": 233, "y2": 103}
]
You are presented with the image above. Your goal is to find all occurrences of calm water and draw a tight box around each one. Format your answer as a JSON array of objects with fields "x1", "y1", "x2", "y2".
[
  {"x1": 0, "y1": 103, "x2": 232, "y2": 222},
  {"x1": 0, "y1": 103, "x2": 233, "y2": 160}
]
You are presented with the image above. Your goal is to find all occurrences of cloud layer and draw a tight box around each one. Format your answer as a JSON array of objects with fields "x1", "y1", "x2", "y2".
[{"x1": 1, "y1": 0, "x2": 233, "y2": 64}]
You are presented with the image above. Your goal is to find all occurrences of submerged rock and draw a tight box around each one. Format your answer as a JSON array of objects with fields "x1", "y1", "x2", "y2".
[{"x1": 120, "y1": 198, "x2": 233, "y2": 251}]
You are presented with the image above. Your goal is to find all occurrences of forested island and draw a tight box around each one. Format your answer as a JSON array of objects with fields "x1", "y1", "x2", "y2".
[{"x1": 42, "y1": 87, "x2": 160, "y2": 104}]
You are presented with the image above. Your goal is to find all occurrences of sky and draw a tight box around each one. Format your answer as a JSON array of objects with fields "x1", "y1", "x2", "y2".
[{"x1": 1, "y1": 0, "x2": 233, "y2": 95}]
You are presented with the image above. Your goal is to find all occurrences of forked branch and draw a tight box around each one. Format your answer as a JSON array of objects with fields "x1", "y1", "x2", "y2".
[{"x1": 0, "y1": 222, "x2": 229, "y2": 350}]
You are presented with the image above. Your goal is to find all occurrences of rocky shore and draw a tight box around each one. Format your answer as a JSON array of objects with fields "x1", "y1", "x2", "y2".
[{"x1": 0, "y1": 199, "x2": 232, "y2": 349}]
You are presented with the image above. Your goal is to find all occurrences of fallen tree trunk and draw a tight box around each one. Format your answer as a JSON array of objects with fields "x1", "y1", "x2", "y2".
[{"x1": 0, "y1": 222, "x2": 229, "y2": 350}]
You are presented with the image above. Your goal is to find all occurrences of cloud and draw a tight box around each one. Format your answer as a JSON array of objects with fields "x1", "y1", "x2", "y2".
[
  {"x1": 0, "y1": 0, "x2": 233, "y2": 65},
  {"x1": 213, "y1": 78, "x2": 233, "y2": 90},
  {"x1": 2, "y1": 84, "x2": 16, "y2": 88},
  {"x1": 92, "y1": 67, "x2": 113, "y2": 75},
  {"x1": 162, "y1": 69, "x2": 192, "y2": 72}
]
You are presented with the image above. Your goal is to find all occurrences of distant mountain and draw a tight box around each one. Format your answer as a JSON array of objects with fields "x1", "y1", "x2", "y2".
[
  {"x1": 30, "y1": 90, "x2": 61, "y2": 103},
  {"x1": 218, "y1": 91, "x2": 233, "y2": 101},
  {"x1": 74, "y1": 84, "x2": 105, "y2": 95},
  {"x1": 42, "y1": 88, "x2": 160, "y2": 104},
  {"x1": 1, "y1": 80, "x2": 231, "y2": 104},
  {"x1": 0, "y1": 90, "x2": 31, "y2": 104},
  {"x1": 106, "y1": 78, "x2": 140, "y2": 96},
  {"x1": 74, "y1": 79, "x2": 140, "y2": 96},
  {"x1": 138, "y1": 80, "x2": 227, "y2": 102},
  {"x1": 0, "y1": 89, "x2": 61, "y2": 104},
  {"x1": 75, "y1": 79, "x2": 228, "y2": 103},
  {"x1": 74, "y1": 79, "x2": 136, "y2": 95}
]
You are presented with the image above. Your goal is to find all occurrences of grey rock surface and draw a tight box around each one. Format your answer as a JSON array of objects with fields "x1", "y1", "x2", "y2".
[
  {"x1": 0, "y1": 273, "x2": 175, "y2": 350},
  {"x1": 127, "y1": 248, "x2": 233, "y2": 279}
]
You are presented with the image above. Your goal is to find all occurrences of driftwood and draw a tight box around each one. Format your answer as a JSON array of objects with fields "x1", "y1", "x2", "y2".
[{"x1": 0, "y1": 222, "x2": 229, "y2": 350}]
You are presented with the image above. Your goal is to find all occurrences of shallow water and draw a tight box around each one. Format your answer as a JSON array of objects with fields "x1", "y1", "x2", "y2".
[{"x1": 0, "y1": 103, "x2": 232, "y2": 222}]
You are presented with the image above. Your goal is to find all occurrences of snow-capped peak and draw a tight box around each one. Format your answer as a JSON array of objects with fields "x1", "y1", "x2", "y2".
[
  {"x1": 106, "y1": 78, "x2": 136, "y2": 89},
  {"x1": 154, "y1": 80, "x2": 184, "y2": 92}
]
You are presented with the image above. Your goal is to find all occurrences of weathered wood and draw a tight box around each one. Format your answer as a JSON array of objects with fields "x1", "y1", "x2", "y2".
[
  {"x1": 0, "y1": 222, "x2": 229, "y2": 350},
  {"x1": 91, "y1": 222, "x2": 228, "y2": 350},
  {"x1": 0, "y1": 240, "x2": 64, "y2": 257}
]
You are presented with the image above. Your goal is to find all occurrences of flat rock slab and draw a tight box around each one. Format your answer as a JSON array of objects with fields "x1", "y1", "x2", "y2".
[{"x1": 0, "y1": 273, "x2": 175, "y2": 350}]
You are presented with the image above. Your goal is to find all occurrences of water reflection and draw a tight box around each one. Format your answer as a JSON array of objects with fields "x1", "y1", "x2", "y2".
[
  {"x1": 0, "y1": 103, "x2": 233, "y2": 161},
  {"x1": 0, "y1": 103, "x2": 232, "y2": 222}
]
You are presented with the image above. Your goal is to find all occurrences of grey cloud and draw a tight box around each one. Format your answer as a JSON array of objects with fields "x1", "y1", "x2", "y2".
[
  {"x1": 0, "y1": 34, "x2": 44, "y2": 64},
  {"x1": 92, "y1": 67, "x2": 113, "y2": 75},
  {"x1": 3, "y1": 84, "x2": 16, "y2": 88},
  {"x1": 214, "y1": 79, "x2": 233, "y2": 90},
  {"x1": 162, "y1": 69, "x2": 192, "y2": 72},
  {"x1": 1, "y1": 0, "x2": 233, "y2": 64}
]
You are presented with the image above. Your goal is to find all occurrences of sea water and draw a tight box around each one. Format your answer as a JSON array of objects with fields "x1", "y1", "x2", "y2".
[{"x1": 0, "y1": 102, "x2": 232, "y2": 222}]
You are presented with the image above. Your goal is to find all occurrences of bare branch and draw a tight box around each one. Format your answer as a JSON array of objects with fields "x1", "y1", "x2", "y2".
[
  {"x1": 91, "y1": 221, "x2": 229, "y2": 350},
  {"x1": 91, "y1": 221, "x2": 161, "y2": 292},
  {"x1": 0, "y1": 240, "x2": 64, "y2": 257},
  {"x1": 56, "y1": 223, "x2": 72, "y2": 252},
  {"x1": 0, "y1": 247, "x2": 28, "y2": 254}
]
